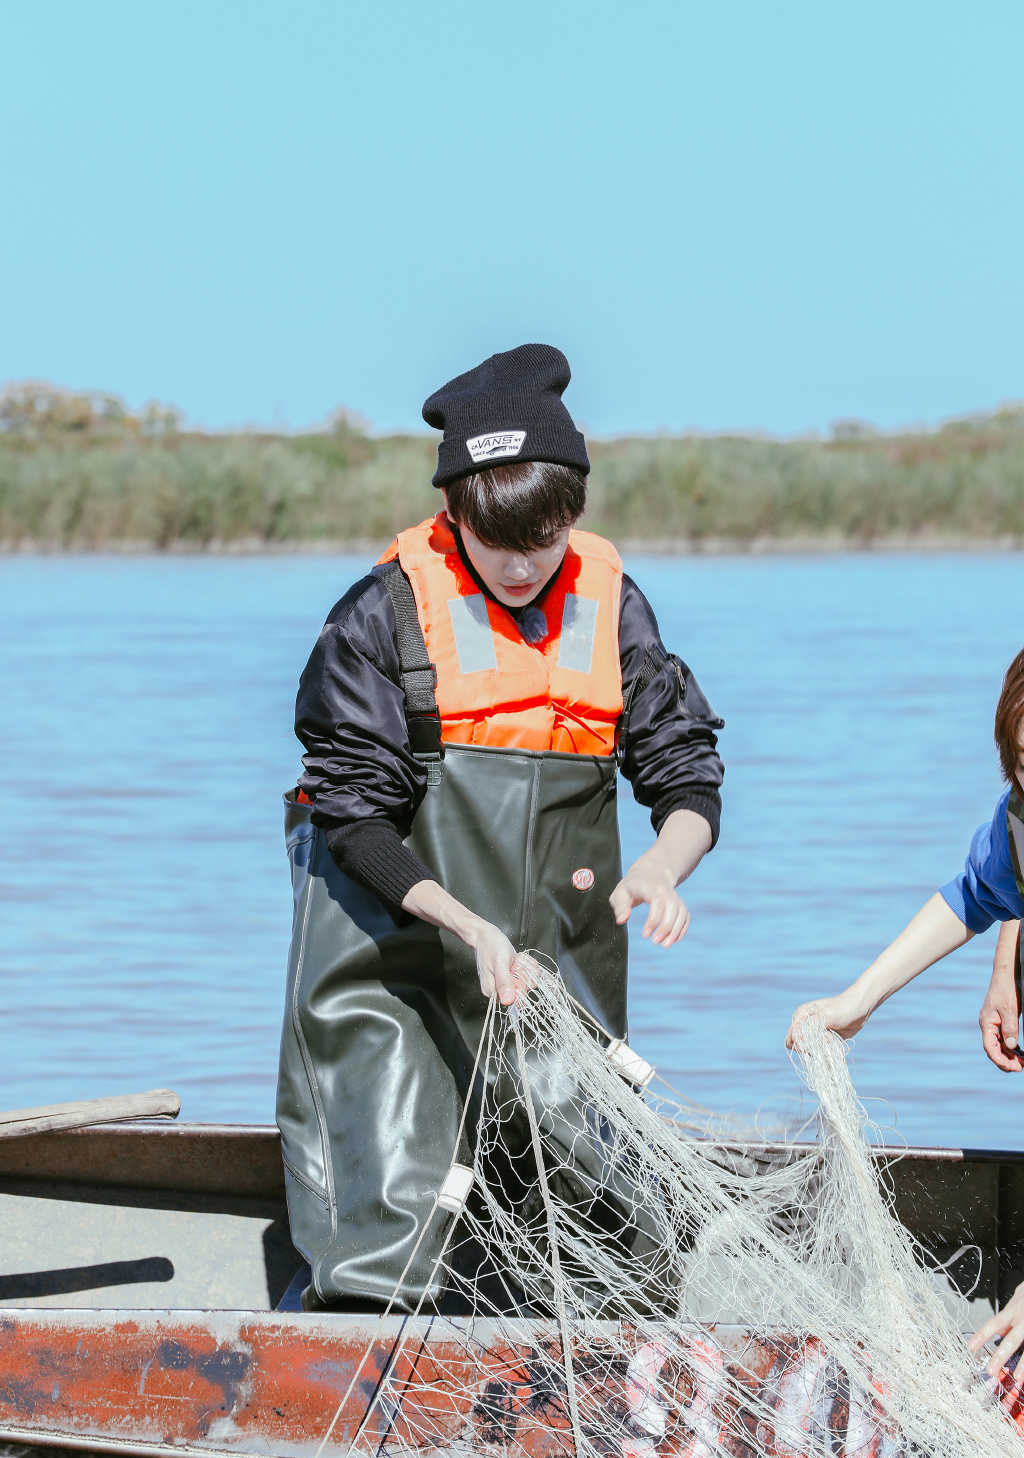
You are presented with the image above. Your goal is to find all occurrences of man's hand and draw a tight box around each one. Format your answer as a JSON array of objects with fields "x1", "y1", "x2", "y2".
[
  {"x1": 400, "y1": 878, "x2": 537, "y2": 1006},
  {"x1": 979, "y1": 920, "x2": 1022, "y2": 1072},
  {"x1": 786, "y1": 988, "x2": 874, "y2": 1049},
  {"x1": 969, "y1": 1278, "x2": 1024, "y2": 1378},
  {"x1": 471, "y1": 923, "x2": 539, "y2": 1006},
  {"x1": 608, "y1": 808, "x2": 712, "y2": 948},
  {"x1": 609, "y1": 863, "x2": 690, "y2": 946}
]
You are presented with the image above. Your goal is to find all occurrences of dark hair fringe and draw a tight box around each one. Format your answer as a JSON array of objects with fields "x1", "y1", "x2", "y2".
[
  {"x1": 995, "y1": 647, "x2": 1024, "y2": 783},
  {"x1": 444, "y1": 461, "x2": 586, "y2": 552}
]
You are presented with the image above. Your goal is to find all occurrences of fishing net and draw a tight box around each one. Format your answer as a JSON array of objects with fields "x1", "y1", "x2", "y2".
[{"x1": 323, "y1": 959, "x2": 1024, "y2": 1458}]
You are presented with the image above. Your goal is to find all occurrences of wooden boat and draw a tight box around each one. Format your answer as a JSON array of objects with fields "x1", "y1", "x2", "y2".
[{"x1": 1, "y1": 1098, "x2": 1023, "y2": 1456}]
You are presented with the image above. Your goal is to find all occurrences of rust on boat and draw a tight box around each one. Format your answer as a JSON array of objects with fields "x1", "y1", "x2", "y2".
[
  {"x1": 0, "y1": 1310, "x2": 388, "y2": 1455},
  {"x1": 0, "y1": 1311, "x2": 1022, "y2": 1457}
]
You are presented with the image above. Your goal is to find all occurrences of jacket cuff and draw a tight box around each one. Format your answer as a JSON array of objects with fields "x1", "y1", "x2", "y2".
[
  {"x1": 650, "y1": 791, "x2": 721, "y2": 849},
  {"x1": 322, "y1": 819, "x2": 437, "y2": 913}
]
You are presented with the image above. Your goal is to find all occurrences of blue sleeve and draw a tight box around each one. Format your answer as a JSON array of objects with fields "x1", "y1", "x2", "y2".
[{"x1": 939, "y1": 791, "x2": 1023, "y2": 933}]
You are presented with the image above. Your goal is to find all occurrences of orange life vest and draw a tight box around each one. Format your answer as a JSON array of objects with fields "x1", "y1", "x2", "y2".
[{"x1": 378, "y1": 513, "x2": 623, "y2": 755}]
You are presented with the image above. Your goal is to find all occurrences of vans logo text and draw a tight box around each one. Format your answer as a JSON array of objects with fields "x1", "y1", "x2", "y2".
[{"x1": 466, "y1": 430, "x2": 526, "y2": 463}]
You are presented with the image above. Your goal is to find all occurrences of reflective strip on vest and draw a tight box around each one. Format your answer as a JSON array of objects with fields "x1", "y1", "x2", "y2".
[
  {"x1": 447, "y1": 595, "x2": 497, "y2": 674},
  {"x1": 557, "y1": 594, "x2": 598, "y2": 674}
]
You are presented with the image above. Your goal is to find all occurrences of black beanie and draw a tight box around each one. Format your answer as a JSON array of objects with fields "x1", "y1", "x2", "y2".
[{"x1": 422, "y1": 343, "x2": 590, "y2": 488}]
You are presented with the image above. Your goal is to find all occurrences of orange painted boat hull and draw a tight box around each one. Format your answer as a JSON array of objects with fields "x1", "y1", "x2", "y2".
[{"x1": 1, "y1": 1310, "x2": 1022, "y2": 1457}]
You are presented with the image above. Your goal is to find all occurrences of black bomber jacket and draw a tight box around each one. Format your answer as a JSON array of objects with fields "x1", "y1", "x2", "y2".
[{"x1": 295, "y1": 550, "x2": 725, "y2": 912}]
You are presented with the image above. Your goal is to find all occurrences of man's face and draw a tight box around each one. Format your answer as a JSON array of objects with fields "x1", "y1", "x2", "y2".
[{"x1": 446, "y1": 510, "x2": 571, "y2": 609}]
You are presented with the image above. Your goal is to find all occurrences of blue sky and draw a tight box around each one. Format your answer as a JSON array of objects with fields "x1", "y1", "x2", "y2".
[{"x1": 3, "y1": 2, "x2": 1022, "y2": 435}]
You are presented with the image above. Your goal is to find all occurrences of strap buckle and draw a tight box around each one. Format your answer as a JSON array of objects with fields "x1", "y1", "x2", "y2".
[{"x1": 407, "y1": 709, "x2": 443, "y2": 757}]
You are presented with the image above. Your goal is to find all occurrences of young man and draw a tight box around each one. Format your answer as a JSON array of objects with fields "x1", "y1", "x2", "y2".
[{"x1": 278, "y1": 343, "x2": 725, "y2": 1311}]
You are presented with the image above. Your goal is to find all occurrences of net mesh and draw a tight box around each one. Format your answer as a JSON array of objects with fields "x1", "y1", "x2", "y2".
[{"x1": 333, "y1": 960, "x2": 1024, "y2": 1458}]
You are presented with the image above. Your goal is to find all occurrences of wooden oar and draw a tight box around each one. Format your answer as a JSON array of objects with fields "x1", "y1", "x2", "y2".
[{"x1": 0, "y1": 1089, "x2": 181, "y2": 1139}]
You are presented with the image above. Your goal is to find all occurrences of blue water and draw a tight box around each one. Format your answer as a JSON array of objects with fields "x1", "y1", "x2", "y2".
[{"x1": 0, "y1": 554, "x2": 1020, "y2": 1149}]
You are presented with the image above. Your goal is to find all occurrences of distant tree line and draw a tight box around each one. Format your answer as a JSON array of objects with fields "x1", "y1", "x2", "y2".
[
  {"x1": 1, "y1": 382, "x2": 1023, "y2": 550},
  {"x1": 1, "y1": 381, "x2": 183, "y2": 439}
]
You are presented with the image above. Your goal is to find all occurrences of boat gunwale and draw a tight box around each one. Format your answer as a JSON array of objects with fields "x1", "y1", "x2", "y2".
[{"x1": 1, "y1": 1120, "x2": 1022, "y2": 1201}]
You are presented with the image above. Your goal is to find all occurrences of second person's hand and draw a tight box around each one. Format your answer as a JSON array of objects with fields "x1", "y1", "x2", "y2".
[
  {"x1": 785, "y1": 988, "x2": 874, "y2": 1050},
  {"x1": 969, "y1": 1278, "x2": 1024, "y2": 1379},
  {"x1": 979, "y1": 919, "x2": 1022, "y2": 1072},
  {"x1": 978, "y1": 980, "x2": 1024, "y2": 1072},
  {"x1": 786, "y1": 894, "x2": 974, "y2": 1053}
]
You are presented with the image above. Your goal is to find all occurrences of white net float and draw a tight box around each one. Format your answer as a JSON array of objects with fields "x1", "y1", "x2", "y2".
[
  {"x1": 605, "y1": 1036, "x2": 656, "y2": 1088},
  {"x1": 436, "y1": 1161, "x2": 474, "y2": 1214}
]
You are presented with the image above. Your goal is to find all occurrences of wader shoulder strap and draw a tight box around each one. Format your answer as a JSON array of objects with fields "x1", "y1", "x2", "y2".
[
  {"x1": 1005, "y1": 790, "x2": 1024, "y2": 1004},
  {"x1": 1008, "y1": 790, "x2": 1024, "y2": 894},
  {"x1": 379, "y1": 559, "x2": 443, "y2": 758}
]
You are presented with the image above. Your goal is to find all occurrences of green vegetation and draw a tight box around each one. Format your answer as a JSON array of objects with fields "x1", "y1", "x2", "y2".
[{"x1": 2, "y1": 382, "x2": 1023, "y2": 550}]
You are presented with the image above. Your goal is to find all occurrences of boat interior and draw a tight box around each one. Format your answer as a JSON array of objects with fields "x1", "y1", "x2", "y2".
[{"x1": 1, "y1": 1122, "x2": 1023, "y2": 1328}]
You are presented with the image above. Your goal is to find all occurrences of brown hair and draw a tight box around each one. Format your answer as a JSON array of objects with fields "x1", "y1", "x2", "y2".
[
  {"x1": 995, "y1": 647, "x2": 1024, "y2": 782},
  {"x1": 443, "y1": 460, "x2": 586, "y2": 553}
]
